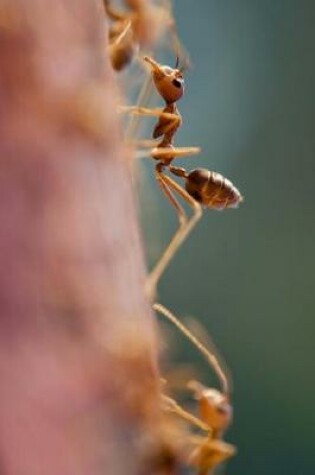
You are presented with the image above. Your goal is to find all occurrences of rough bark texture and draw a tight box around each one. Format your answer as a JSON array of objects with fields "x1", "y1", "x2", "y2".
[{"x1": 0, "y1": 1, "x2": 165, "y2": 474}]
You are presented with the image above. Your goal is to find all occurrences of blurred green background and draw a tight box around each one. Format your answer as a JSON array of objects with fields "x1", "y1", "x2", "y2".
[{"x1": 138, "y1": 1, "x2": 315, "y2": 474}]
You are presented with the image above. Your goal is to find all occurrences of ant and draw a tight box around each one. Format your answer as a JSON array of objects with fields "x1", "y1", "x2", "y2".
[
  {"x1": 154, "y1": 303, "x2": 236, "y2": 475},
  {"x1": 121, "y1": 56, "x2": 243, "y2": 297},
  {"x1": 103, "y1": 0, "x2": 183, "y2": 71}
]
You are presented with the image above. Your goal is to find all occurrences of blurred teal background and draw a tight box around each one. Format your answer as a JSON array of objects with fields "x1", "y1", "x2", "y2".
[{"x1": 138, "y1": 1, "x2": 315, "y2": 474}]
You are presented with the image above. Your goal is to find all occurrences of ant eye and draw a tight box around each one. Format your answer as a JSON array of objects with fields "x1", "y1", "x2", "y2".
[{"x1": 172, "y1": 79, "x2": 182, "y2": 89}]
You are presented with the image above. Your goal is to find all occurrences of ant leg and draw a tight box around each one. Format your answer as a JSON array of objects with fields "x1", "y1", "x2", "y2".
[
  {"x1": 161, "y1": 394, "x2": 210, "y2": 433},
  {"x1": 119, "y1": 105, "x2": 180, "y2": 122},
  {"x1": 145, "y1": 171, "x2": 188, "y2": 297},
  {"x1": 103, "y1": 0, "x2": 126, "y2": 21},
  {"x1": 150, "y1": 146, "x2": 201, "y2": 158},
  {"x1": 120, "y1": 105, "x2": 182, "y2": 147},
  {"x1": 153, "y1": 303, "x2": 229, "y2": 396},
  {"x1": 146, "y1": 172, "x2": 202, "y2": 298},
  {"x1": 109, "y1": 20, "x2": 132, "y2": 46},
  {"x1": 107, "y1": 16, "x2": 135, "y2": 71},
  {"x1": 133, "y1": 145, "x2": 201, "y2": 160},
  {"x1": 118, "y1": 106, "x2": 181, "y2": 132},
  {"x1": 125, "y1": 73, "x2": 153, "y2": 140},
  {"x1": 128, "y1": 139, "x2": 159, "y2": 149}
]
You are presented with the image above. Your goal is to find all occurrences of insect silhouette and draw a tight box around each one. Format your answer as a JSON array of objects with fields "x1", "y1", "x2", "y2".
[
  {"x1": 121, "y1": 56, "x2": 243, "y2": 297},
  {"x1": 104, "y1": 0, "x2": 183, "y2": 71},
  {"x1": 154, "y1": 303, "x2": 236, "y2": 475}
]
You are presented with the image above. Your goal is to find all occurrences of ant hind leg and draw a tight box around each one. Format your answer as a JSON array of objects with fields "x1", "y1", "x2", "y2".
[{"x1": 145, "y1": 172, "x2": 202, "y2": 298}]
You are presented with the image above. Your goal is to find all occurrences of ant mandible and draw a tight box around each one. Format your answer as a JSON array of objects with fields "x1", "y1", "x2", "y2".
[
  {"x1": 154, "y1": 303, "x2": 236, "y2": 475},
  {"x1": 121, "y1": 56, "x2": 243, "y2": 298}
]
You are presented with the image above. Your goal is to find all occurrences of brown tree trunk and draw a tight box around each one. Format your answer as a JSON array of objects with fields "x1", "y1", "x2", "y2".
[{"x1": 0, "y1": 1, "x2": 166, "y2": 474}]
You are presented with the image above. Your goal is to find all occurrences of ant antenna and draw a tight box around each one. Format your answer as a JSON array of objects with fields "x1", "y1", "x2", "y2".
[
  {"x1": 175, "y1": 55, "x2": 179, "y2": 69},
  {"x1": 153, "y1": 303, "x2": 229, "y2": 396}
]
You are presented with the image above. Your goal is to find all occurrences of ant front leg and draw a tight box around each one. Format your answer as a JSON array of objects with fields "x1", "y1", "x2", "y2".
[
  {"x1": 145, "y1": 168, "x2": 202, "y2": 298},
  {"x1": 134, "y1": 145, "x2": 200, "y2": 160},
  {"x1": 118, "y1": 106, "x2": 181, "y2": 135},
  {"x1": 125, "y1": 73, "x2": 153, "y2": 140},
  {"x1": 161, "y1": 394, "x2": 210, "y2": 433}
]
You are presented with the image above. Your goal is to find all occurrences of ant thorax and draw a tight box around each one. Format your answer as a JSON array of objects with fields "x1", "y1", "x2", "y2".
[{"x1": 153, "y1": 103, "x2": 182, "y2": 149}]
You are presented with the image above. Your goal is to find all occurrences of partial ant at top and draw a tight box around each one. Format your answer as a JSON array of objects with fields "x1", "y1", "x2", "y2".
[
  {"x1": 121, "y1": 56, "x2": 243, "y2": 297},
  {"x1": 104, "y1": 0, "x2": 184, "y2": 71}
]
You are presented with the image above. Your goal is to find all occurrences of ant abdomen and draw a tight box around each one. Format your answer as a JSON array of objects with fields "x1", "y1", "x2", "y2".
[
  {"x1": 109, "y1": 35, "x2": 137, "y2": 71},
  {"x1": 184, "y1": 168, "x2": 243, "y2": 210}
]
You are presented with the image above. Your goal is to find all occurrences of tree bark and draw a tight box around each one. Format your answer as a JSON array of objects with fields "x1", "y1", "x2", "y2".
[{"x1": 0, "y1": 1, "x2": 165, "y2": 474}]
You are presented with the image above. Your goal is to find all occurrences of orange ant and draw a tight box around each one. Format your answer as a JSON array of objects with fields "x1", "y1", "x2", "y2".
[
  {"x1": 154, "y1": 303, "x2": 236, "y2": 475},
  {"x1": 104, "y1": 0, "x2": 183, "y2": 71},
  {"x1": 121, "y1": 56, "x2": 243, "y2": 297}
]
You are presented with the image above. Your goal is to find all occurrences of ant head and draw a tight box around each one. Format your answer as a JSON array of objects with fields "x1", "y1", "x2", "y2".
[
  {"x1": 144, "y1": 56, "x2": 184, "y2": 103},
  {"x1": 200, "y1": 388, "x2": 233, "y2": 434},
  {"x1": 189, "y1": 382, "x2": 232, "y2": 435}
]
